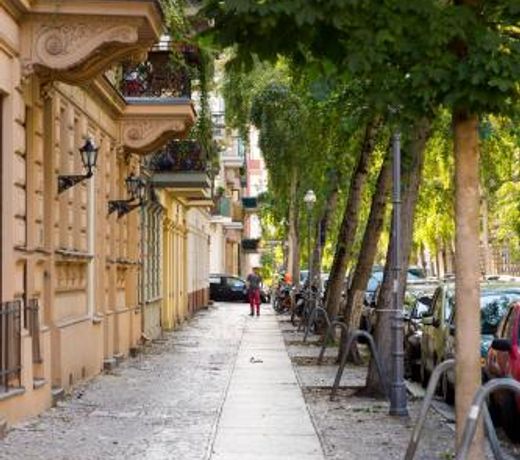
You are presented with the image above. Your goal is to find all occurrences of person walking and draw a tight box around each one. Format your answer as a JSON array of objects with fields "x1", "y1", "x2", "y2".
[{"x1": 246, "y1": 267, "x2": 262, "y2": 316}]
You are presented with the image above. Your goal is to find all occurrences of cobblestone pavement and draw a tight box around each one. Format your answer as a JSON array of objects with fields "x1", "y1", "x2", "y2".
[
  {"x1": 1, "y1": 303, "x2": 249, "y2": 460},
  {"x1": 4, "y1": 306, "x2": 519, "y2": 460}
]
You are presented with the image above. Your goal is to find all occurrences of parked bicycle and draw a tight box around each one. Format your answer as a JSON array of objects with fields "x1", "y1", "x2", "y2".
[{"x1": 273, "y1": 282, "x2": 293, "y2": 313}]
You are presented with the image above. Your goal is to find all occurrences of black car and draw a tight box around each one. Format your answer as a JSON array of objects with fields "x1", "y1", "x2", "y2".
[{"x1": 209, "y1": 274, "x2": 269, "y2": 302}]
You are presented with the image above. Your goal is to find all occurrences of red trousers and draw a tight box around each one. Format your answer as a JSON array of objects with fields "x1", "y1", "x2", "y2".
[{"x1": 248, "y1": 289, "x2": 260, "y2": 314}]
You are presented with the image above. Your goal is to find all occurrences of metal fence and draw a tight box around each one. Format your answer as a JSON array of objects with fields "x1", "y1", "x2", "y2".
[
  {"x1": 0, "y1": 300, "x2": 22, "y2": 391},
  {"x1": 24, "y1": 298, "x2": 42, "y2": 363}
]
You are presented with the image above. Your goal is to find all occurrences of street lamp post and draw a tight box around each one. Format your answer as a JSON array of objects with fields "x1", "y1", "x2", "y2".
[
  {"x1": 303, "y1": 190, "x2": 317, "y2": 287},
  {"x1": 389, "y1": 129, "x2": 408, "y2": 416}
]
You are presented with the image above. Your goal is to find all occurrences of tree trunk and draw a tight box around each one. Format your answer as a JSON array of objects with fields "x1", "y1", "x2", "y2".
[
  {"x1": 481, "y1": 193, "x2": 491, "y2": 275},
  {"x1": 342, "y1": 145, "x2": 392, "y2": 362},
  {"x1": 454, "y1": 111, "x2": 484, "y2": 459},
  {"x1": 324, "y1": 117, "x2": 382, "y2": 319},
  {"x1": 287, "y1": 166, "x2": 300, "y2": 285},
  {"x1": 366, "y1": 118, "x2": 431, "y2": 396},
  {"x1": 310, "y1": 179, "x2": 340, "y2": 288}
]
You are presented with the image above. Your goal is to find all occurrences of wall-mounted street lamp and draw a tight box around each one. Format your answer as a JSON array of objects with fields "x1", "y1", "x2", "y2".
[
  {"x1": 58, "y1": 137, "x2": 99, "y2": 194},
  {"x1": 108, "y1": 173, "x2": 147, "y2": 218}
]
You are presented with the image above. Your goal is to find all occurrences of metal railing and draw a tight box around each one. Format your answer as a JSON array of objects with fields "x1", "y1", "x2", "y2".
[
  {"x1": 24, "y1": 298, "x2": 42, "y2": 363},
  {"x1": 147, "y1": 140, "x2": 207, "y2": 173},
  {"x1": 0, "y1": 300, "x2": 22, "y2": 391},
  {"x1": 120, "y1": 50, "x2": 192, "y2": 99}
]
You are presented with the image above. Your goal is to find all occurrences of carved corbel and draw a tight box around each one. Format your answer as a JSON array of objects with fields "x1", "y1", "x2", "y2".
[
  {"x1": 121, "y1": 119, "x2": 187, "y2": 155},
  {"x1": 22, "y1": 17, "x2": 148, "y2": 83}
]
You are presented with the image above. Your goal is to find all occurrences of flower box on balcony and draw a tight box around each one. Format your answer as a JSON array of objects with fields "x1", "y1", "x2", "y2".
[
  {"x1": 148, "y1": 140, "x2": 206, "y2": 172},
  {"x1": 242, "y1": 197, "x2": 258, "y2": 210},
  {"x1": 242, "y1": 239, "x2": 261, "y2": 253},
  {"x1": 120, "y1": 50, "x2": 192, "y2": 99},
  {"x1": 148, "y1": 140, "x2": 210, "y2": 199}
]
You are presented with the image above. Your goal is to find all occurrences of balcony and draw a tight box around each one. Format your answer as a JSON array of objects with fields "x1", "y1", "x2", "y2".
[
  {"x1": 119, "y1": 44, "x2": 197, "y2": 155},
  {"x1": 242, "y1": 197, "x2": 258, "y2": 212},
  {"x1": 148, "y1": 140, "x2": 211, "y2": 200},
  {"x1": 213, "y1": 196, "x2": 231, "y2": 218},
  {"x1": 242, "y1": 238, "x2": 261, "y2": 253},
  {"x1": 21, "y1": 0, "x2": 164, "y2": 84}
]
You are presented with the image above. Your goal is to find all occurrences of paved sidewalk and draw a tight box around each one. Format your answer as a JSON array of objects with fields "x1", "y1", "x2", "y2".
[
  {"x1": 1, "y1": 303, "x2": 324, "y2": 460},
  {"x1": 210, "y1": 309, "x2": 325, "y2": 460}
]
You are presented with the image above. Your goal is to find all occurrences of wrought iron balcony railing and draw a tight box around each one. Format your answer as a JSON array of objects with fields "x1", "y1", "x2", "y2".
[
  {"x1": 119, "y1": 47, "x2": 193, "y2": 99},
  {"x1": 147, "y1": 140, "x2": 207, "y2": 173}
]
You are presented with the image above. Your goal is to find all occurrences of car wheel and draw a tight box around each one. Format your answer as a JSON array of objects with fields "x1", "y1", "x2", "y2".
[
  {"x1": 441, "y1": 372, "x2": 455, "y2": 405},
  {"x1": 500, "y1": 392, "x2": 520, "y2": 443}
]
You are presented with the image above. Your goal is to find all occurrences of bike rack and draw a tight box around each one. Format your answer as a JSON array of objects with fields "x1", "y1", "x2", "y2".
[
  {"x1": 456, "y1": 378, "x2": 520, "y2": 460},
  {"x1": 303, "y1": 306, "x2": 331, "y2": 342},
  {"x1": 317, "y1": 320, "x2": 348, "y2": 364},
  {"x1": 405, "y1": 359, "x2": 454, "y2": 460},
  {"x1": 405, "y1": 359, "x2": 507, "y2": 460},
  {"x1": 330, "y1": 329, "x2": 388, "y2": 401}
]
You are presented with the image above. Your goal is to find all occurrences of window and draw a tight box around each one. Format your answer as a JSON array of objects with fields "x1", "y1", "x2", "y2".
[
  {"x1": 445, "y1": 293, "x2": 455, "y2": 323},
  {"x1": 209, "y1": 276, "x2": 221, "y2": 285}
]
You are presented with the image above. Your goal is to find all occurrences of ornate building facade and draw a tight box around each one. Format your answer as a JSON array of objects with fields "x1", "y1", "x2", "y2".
[{"x1": 0, "y1": 0, "x2": 211, "y2": 425}]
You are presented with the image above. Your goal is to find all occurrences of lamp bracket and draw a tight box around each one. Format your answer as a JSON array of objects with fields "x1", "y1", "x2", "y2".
[
  {"x1": 108, "y1": 199, "x2": 144, "y2": 218},
  {"x1": 58, "y1": 174, "x2": 91, "y2": 194}
]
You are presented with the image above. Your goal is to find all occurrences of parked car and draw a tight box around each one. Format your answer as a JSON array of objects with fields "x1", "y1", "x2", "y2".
[
  {"x1": 403, "y1": 284, "x2": 436, "y2": 381},
  {"x1": 421, "y1": 282, "x2": 520, "y2": 403},
  {"x1": 485, "y1": 300, "x2": 520, "y2": 442},
  {"x1": 209, "y1": 274, "x2": 269, "y2": 303},
  {"x1": 361, "y1": 269, "x2": 432, "y2": 333}
]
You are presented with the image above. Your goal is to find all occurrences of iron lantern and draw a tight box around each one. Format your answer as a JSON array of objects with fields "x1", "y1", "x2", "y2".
[
  {"x1": 108, "y1": 173, "x2": 147, "y2": 218},
  {"x1": 58, "y1": 137, "x2": 99, "y2": 194}
]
